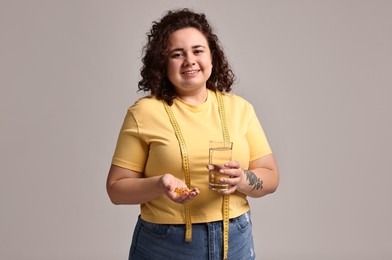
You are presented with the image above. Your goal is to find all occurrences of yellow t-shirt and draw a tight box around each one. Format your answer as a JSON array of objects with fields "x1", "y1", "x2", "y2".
[{"x1": 112, "y1": 90, "x2": 272, "y2": 224}]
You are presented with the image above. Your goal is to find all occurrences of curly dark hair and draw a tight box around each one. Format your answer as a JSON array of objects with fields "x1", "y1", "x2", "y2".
[{"x1": 138, "y1": 8, "x2": 235, "y2": 105}]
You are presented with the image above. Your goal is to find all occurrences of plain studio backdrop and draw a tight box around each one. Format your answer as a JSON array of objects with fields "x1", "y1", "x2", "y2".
[{"x1": 1, "y1": 1, "x2": 391, "y2": 259}]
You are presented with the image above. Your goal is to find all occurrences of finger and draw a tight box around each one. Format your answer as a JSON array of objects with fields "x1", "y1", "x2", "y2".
[
  {"x1": 224, "y1": 161, "x2": 240, "y2": 169},
  {"x1": 189, "y1": 189, "x2": 200, "y2": 200},
  {"x1": 219, "y1": 168, "x2": 239, "y2": 178},
  {"x1": 218, "y1": 168, "x2": 231, "y2": 177},
  {"x1": 190, "y1": 187, "x2": 200, "y2": 194},
  {"x1": 183, "y1": 188, "x2": 201, "y2": 202},
  {"x1": 218, "y1": 185, "x2": 237, "y2": 195},
  {"x1": 187, "y1": 191, "x2": 198, "y2": 200},
  {"x1": 219, "y1": 176, "x2": 234, "y2": 185}
]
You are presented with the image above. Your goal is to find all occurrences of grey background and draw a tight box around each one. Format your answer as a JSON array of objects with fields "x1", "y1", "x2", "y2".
[{"x1": 1, "y1": 0, "x2": 391, "y2": 259}]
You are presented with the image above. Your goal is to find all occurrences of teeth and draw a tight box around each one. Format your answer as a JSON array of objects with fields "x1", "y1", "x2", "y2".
[{"x1": 183, "y1": 70, "x2": 198, "y2": 74}]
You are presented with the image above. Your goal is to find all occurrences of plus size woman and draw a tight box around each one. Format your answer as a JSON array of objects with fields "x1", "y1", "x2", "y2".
[{"x1": 107, "y1": 8, "x2": 279, "y2": 260}]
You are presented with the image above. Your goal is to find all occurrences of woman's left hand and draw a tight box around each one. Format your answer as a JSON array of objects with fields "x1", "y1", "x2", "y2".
[{"x1": 207, "y1": 161, "x2": 244, "y2": 195}]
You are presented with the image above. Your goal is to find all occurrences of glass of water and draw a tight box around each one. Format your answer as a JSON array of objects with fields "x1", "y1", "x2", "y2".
[{"x1": 208, "y1": 141, "x2": 233, "y2": 191}]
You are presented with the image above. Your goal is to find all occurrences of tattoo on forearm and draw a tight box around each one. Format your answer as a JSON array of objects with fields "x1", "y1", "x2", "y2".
[{"x1": 244, "y1": 170, "x2": 263, "y2": 190}]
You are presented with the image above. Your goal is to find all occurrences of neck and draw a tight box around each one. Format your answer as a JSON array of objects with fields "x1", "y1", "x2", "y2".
[{"x1": 177, "y1": 88, "x2": 208, "y2": 105}]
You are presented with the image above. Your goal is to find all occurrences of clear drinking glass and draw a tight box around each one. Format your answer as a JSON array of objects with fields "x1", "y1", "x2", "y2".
[{"x1": 208, "y1": 141, "x2": 233, "y2": 191}]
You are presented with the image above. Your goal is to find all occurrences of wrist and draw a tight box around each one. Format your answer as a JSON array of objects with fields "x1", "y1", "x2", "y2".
[
  {"x1": 237, "y1": 169, "x2": 264, "y2": 194},
  {"x1": 236, "y1": 169, "x2": 248, "y2": 193}
]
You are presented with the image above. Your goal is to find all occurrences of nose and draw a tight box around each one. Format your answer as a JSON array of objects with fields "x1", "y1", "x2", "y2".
[{"x1": 183, "y1": 55, "x2": 196, "y2": 66}]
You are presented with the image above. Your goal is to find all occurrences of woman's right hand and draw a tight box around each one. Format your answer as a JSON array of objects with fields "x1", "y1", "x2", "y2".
[
  {"x1": 159, "y1": 174, "x2": 200, "y2": 204},
  {"x1": 107, "y1": 165, "x2": 200, "y2": 205}
]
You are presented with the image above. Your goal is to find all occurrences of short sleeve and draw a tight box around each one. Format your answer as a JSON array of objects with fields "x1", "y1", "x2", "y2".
[
  {"x1": 111, "y1": 108, "x2": 148, "y2": 172},
  {"x1": 246, "y1": 105, "x2": 272, "y2": 161}
]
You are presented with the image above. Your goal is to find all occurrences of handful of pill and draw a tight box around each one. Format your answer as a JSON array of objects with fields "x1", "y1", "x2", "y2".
[{"x1": 174, "y1": 187, "x2": 189, "y2": 196}]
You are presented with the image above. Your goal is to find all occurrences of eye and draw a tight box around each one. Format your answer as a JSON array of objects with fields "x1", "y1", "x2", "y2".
[
  {"x1": 194, "y1": 49, "x2": 204, "y2": 54},
  {"x1": 170, "y1": 52, "x2": 183, "y2": 58}
]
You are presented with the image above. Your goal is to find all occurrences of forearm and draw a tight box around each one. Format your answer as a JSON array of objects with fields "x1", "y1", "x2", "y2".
[
  {"x1": 237, "y1": 168, "x2": 279, "y2": 198},
  {"x1": 107, "y1": 175, "x2": 164, "y2": 205}
]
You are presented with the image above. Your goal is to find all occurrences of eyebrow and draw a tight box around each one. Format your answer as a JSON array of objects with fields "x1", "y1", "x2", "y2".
[{"x1": 168, "y1": 45, "x2": 206, "y2": 54}]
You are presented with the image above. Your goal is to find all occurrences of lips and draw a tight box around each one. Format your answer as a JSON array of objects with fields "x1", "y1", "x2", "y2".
[{"x1": 181, "y1": 69, "x2": 200, "y2": 75}]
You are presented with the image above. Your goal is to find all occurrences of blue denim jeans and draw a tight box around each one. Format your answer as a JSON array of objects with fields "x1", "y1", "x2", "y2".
[{"x1": 129, "y1": 211, "x2": 255, "y2": 260}]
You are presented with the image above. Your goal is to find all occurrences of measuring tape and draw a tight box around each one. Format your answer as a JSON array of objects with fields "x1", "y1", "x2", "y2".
[
  {"x1": 216, "y1": 91, "x2": 230, "y2": 260},
  {"x1": 163, "y1": 102, "x2": 193, "y2": 242},
  {"x1": 164, "y1": 91, "x2": 230, "y2": 259}
]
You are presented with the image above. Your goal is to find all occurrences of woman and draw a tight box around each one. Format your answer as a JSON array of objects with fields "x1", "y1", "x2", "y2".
[{"x1": 107, "y1": 8, "x2": 279, "y2": 260}]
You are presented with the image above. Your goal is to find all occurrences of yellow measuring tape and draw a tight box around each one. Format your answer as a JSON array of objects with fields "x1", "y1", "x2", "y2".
[
  {"x1": 163, "y1": 91, "x2": 230, "y2": 259},
  {"x1": 163, "y1": 102, "x2": 193, "y2": 242},
  {"x1": 216, "y1": 91, "x2": 230, "y2": 260}
]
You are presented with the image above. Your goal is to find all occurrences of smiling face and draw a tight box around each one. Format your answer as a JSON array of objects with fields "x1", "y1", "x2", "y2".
[{"x1": 166, "y1": 27, "x2": 213, "y2": 98}]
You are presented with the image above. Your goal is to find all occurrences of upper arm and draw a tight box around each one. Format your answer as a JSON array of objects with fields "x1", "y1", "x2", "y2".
[
  {"x1": 249, "y1": 153, "x2": 278, "y2": 173},
  {"x1": 106, "y1": 164, "x2": 143, "y2": 188}
]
